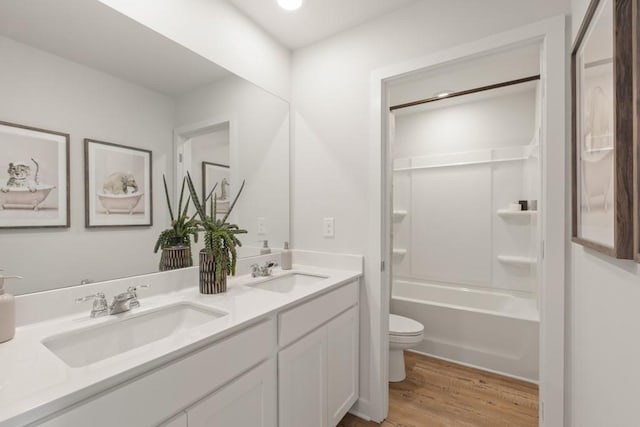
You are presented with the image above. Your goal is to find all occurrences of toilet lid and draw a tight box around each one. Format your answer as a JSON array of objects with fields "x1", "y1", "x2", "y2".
[{"x1": 389, "y1": 314, "x2": 424, "y2": 336}]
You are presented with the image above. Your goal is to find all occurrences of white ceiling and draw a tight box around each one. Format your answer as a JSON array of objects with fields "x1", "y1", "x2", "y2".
[
  {"x1": 228, "y1": 0, "x2": 417, "y2": 50},
  {"x1": 0, "y1": 0, "x2": 231, "y2": 97}
]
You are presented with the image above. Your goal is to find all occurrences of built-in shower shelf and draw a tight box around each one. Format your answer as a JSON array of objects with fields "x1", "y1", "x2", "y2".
[
  {"x1": 393, "y1": 249, "x2": 408, "y2": 256},
  {"x1": 393, "y1": 210, "x2": 408, "y2": 220},
  {"x1": 393, "y1": 144, "x2": 536, "y2": 172},
  {"x1": 497, "y1": 255, "x2": 537, "y2": 266},
  {"x1": 497, "y1": 209, "x2": 538, "y2": 217}
]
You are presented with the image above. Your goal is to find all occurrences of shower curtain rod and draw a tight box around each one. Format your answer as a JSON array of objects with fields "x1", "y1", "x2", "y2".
[{"x1": 389, "y1": 74, "x2": 541, "y2": 112}]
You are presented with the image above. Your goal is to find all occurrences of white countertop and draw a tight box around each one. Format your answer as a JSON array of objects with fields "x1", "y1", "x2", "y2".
[{"x1": 0, "y1": 263, "x2": 361, "y2": 426}]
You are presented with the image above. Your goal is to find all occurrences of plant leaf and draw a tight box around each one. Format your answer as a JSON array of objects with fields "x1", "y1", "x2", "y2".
[
  {"x1": 203, "y1": 183, "x2": 218, "y2": 203},
  {"x1": 181, "y1": 196, "x2": 191, "y2": 218},
  {"x1": 186, "y1": 172, "x2": 207, "y2": 222},
  {"x1": 221, "y1": 180, "x2": 245, "y2": 223},
  {"x1": 162, "y1": 175, "x2": 174, "y2": 222},
  {"x1": 178, "y1": 177, "x2": 186, "y2": 214}
]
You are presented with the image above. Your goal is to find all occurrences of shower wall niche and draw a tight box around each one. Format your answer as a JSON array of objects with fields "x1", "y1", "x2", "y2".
[{"x1": 392, "y1": 71, "x2": 541, "y2": 298}]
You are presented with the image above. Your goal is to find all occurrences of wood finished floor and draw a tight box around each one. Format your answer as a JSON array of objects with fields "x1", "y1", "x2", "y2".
[{"x1": 338, "y1": 352, "x2": 538, "y2": 427}]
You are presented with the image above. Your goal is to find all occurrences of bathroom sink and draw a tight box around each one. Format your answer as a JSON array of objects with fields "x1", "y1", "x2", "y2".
[
  {"x1": 42, "y1": 303, "x2": 227, "y2": 368},
  {"x1": 249, "y1": 273, "x2": 328, "y2": 293}
]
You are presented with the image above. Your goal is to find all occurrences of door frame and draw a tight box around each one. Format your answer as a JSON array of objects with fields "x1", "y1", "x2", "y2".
[
  {"x1": 366, "y1": 15, "x2": 566, "y2": 425},
  {"x1": 173, "y1": 115, "x2": 238, "y2": 204}
]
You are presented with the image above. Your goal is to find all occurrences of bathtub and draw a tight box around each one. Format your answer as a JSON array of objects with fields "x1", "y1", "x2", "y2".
[
  {"x1": 0, "y1": 185, "x2": 55, "y2": 210},
  {"x1": 98, "y1": 192, "x2": 144, "y2": 215},
  {"x1": 391, "y1": 279, "x2": 539, "y2": 382}
]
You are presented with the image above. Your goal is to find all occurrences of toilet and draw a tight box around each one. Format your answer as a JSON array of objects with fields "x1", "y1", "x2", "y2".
[{"x1": 389, "y1": 314, "x2": 424, "y2": 382}]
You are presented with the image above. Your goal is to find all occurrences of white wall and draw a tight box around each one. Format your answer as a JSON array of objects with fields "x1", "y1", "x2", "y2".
[
  {"x1": 389, "y1": 43, "x2": 542, "y2": 106},
  {"x1": 0, "y1": 36, "x2": 175, "y2": 295},
  {"x1": 187, "y1": 126, "x2": 230, "y2": 200},
  {"x1": 565, "y1": 1, "x2": 640, "y2": 426},
  {"x1": 393, "y1": 89, "x2": 537, "y2": 158},
  {"x1": 175, "y1": 75, "x2": 290, "y2": 251},
  {"x1": 98, "y1": 0, "x2": 292, "y2": 100},
  {"x1": 292, "y1": 0, "x2": 570, "y2": 256},
  {"x1": 571, "y1": 0, "x2": 592, "y2": 42},
  {"x1": 392, "y1": 89, "x2": 538, "y2": 295},
  {"x1": 291, "y1": 0, "x2": 570, "y2": 420}
]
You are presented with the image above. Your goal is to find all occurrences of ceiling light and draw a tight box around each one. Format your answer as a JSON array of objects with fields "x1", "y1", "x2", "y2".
[{"x1": 277, "y1": 0, "x2": 303, "y2": 11}]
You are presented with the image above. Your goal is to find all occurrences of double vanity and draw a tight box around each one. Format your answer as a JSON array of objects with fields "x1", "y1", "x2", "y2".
[
  {"x1": 0, "y1": 3, "x2": 360, "y2": 426},
  {"x1": 0, "y1": 253, "x2": 362, "y2": 427}
]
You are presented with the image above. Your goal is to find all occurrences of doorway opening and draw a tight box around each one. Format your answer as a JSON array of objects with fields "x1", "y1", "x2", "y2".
[
  {"x1": 366, "y1": 16, "x2": 566, "y2": 426},
  {"x1": 388, "y1": 43, "x2": 542, "y2": 383}
]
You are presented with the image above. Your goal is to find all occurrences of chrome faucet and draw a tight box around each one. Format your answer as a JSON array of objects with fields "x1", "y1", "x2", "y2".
[
  {"x1": 109, "y1": 285, "x2": 149, "y2": 315},
  {"x1": 75, "y1": 292, "x2": 109, "y2": 318},
  {"x1": 126, "y1": 285, "x2": 148, "y2": 309},
  {"x1": 250, "y1": 262, "x2": 278, "y2": 277},
  {"x1": 76, "y1": 285, "x2": 149, "y2": 317}
]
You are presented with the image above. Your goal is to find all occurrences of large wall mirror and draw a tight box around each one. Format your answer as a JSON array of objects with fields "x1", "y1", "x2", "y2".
[
  {"x1": 0, "y1": 0, "x2": 290, "y2": 295},
  {"x1": 174, "y1": 73, "x2": 290, "y2": 258}
]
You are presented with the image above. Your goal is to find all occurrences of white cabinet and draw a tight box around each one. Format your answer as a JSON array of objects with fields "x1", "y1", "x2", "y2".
[
  {"x1": 36, "y1": 320, "x2": 274, "y2": 427},
  {"x1": 278, "y1": 303, "x2": 359, "y2": 427},
  {"x1": 187, "y1": 360, "x2": 277, "y2": 427},
  {"x1": 327, "y1": 306, "x2": 359, "y2": 426},
  {"x1": 278, "y1": 326, "x2": 328, "y2": 427},
  {"x1": 278, "y1": 281, "x2": 358, "y2": 347},
  {"x1": 29, "y1": 280, "x2": 359, "y2": 427}
]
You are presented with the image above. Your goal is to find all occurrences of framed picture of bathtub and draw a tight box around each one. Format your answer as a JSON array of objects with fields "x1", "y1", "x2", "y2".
[
  {"x1": 202, "y1": 161, "x2": 230, "y2": 215},
  {"x1": 84, "y1": 139, "x2": 152, "y2": 228},
  {"x1": 571, "y1": 0, "x2": 634, "y2": 258},
  {"x1": 0, "y1": 120, "x2": 70, "y2": 229}
]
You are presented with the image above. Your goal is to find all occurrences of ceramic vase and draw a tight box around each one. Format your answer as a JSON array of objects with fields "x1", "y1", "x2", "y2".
[
  {"x1": 159, "y1": 246, "x2": 193, "y2": 271},
  {"x1": 199, "y1": 249, "x2": 227, "y2": 294}
]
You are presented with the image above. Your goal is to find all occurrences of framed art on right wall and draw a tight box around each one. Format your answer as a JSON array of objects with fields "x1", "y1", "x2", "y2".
[{"x1": 572, "y1": 0, "x2": 634, "y2": 258}]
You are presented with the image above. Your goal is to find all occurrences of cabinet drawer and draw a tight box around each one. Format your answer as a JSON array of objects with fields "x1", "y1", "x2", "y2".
[
  {"x1": 279, "y1": 280, "x2": 358, "y2": 348},
  {"x1": 35, "y1": 319, "x2": 275, "y2": 427}
]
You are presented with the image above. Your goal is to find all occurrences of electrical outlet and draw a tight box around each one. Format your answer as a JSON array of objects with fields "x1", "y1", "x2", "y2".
[
  {"x1": 257, "y1": 217, "x2": 266, "y2": 235},
  {"x1": 323, "y1": 217, "x2": 335, "y2": 238}
]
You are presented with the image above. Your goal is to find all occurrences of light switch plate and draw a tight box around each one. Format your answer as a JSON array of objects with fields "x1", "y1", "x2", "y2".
[
  {"x1": 323, "y1": 217, "x2": 335, "y2": 238},
  {"x1": 257, "y1": 217, "x2": 266, "y2": 235}
]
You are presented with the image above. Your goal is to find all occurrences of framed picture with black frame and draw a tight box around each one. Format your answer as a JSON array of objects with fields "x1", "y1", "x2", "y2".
[
  {"x1": 571, "y1": 0, "x2": 634, "y2": 259},
  {"x1": 0, "y1": 120, "x2": 70, "y2": 229},
  {"x1": 85, "y1": 138, "x2": 152, "y2": 228}
]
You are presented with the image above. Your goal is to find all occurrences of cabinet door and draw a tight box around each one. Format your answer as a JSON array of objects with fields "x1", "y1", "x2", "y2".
[
  {"x1": 327, "y1": 306, "x2": 359, "y2": 426},
  {"x1": 158, "y1": 412, "x2": 187, "y2": 427},
  {"x1": 187, "y1": 360, "x2": 276, "y2": 427},
  {"x1": 278, "y1": 326, "x2": 328, "y2": 427}
]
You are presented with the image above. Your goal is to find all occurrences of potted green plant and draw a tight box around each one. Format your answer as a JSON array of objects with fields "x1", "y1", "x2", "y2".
[
  {"x1": 154, "y1": 175, "x2": 200, "y2": 271},
  {"x1": 186, "y1": 172, "x2": 247, "y2": 294}
]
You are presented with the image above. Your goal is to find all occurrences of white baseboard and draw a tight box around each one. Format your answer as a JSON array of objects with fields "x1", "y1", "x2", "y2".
[
  {"x1": 349, "y1": 397, "x2": 376, "y2": 422},
  {"x1": 407, "y1": 349, "x2": 538, "y2": 385}
]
